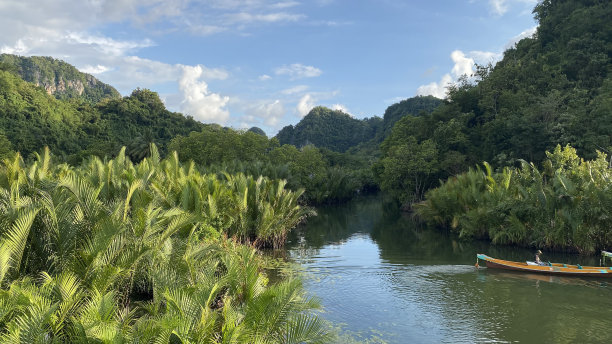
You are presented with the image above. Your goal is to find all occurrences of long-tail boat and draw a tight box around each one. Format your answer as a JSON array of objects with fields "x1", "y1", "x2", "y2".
[{"x1": 476, "y1": 253, "x2": 612, "y2": 277}]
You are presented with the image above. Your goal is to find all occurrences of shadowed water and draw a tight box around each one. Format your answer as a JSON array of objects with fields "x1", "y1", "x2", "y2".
[{"x1": 285, "y1": 196, "x2": 612, "y2": 343}]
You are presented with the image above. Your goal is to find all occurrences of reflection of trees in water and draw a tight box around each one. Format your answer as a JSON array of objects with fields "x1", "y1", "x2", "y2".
[
  {"x1": 288, "y1": 195, "x2": 385, "y2": 250},
  {"x1": 369, "y1": 208, "x2": 612, "y2": 343},
  {"x1": 289, "y1": 196, "x2": 612, "y2": 343},
  {"x1": 369, "y1": 207, "x2": 493, "y2": 265}
]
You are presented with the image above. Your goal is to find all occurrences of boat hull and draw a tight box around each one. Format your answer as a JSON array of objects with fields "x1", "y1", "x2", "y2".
[{"x1": 477, "y1": 254, "x2": 612, "y2": 278}]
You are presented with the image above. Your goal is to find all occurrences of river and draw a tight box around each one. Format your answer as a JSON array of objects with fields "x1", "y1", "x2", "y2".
[{"x1": 284, "y1": 196, "x2": 612, "y2": 343}]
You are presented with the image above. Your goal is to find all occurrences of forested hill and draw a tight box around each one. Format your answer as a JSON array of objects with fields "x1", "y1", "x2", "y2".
[
  {"x1": 379, "y1": 96, "x2": 442, "y2": 139},
  {"x1": 0, "y1": 54, "x2": 120, "y2": 103},
  {"x1": 276, "y1": 106, "x2": 382, "y2": 152},
  {"x1": 0, "y1": 69, "x2": 204, "y2": 161},
  {"x1": 377, "y1": 0, "x2": 612, "y2": 205},
  {"x1": 276, "y1": 96, "x2": 442, "y2": 152}
]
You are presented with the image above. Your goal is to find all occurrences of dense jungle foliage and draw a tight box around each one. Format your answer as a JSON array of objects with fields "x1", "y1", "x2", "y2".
[
  {"x1": 417, "y1": 145, "x2": 612, "y2": 254},
  {"x1": 0, "y1": 146, "x2": 331, "y2": 342},
  {"x1": 376, "y1": 0, "x2": 612, "y2": 205},
  {"x1": 169, "y1": 126, "x2": 376, "y2": 205},
  {"x1": 0, "y1": 65, "x2": 393, "y2": 205},
  {"x1": 0, "y1": 0, "x2": 609, "y2": 256}
]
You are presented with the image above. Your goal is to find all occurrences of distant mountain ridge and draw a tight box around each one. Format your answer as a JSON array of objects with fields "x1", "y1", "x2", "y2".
[
  {"x1": 275, "y1": 96, "x2": 442, "y2": 152},
  {"x1": 0, "y1": 54, "x2": 120, "y2": 103}
]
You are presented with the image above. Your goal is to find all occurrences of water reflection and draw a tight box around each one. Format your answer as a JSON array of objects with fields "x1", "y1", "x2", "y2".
[{"x1": 286, "y1": 195, "x2": 612, "y2": 343}]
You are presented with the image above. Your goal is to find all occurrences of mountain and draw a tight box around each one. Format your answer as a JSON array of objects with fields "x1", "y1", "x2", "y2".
[
  {"x1": 275, "y1": 97, "x2": 442, "y2": 153},
  {"x1": 0, "y1": 54, "x2": 121, "y2": 103},
  {"x1": 276, "y1": 106, "x2": 382, "y2": 152},
  {"x1": 0, "y1": 66, "x2": 204, "y2": 161},
  {"x1": 247, "y1": 126, "x2": 267, "y2": 137}
]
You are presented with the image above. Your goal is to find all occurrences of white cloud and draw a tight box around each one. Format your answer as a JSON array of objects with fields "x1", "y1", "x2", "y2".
[
  {"x1": 0, "y1": 39, "x2": 28, "y2": 54},
  {"x1": 489, "y1": 0, "x2": 508, "y2": 15},
  {"x1": 244, "y1": 99, "x2": 286, "y2": 126},
  {"x1": 270, "y1": 1, "x2": 300, "y2": 9},
  {"x1": 65, "y1": 32, "x2": 154, "y2": 56},
  {"x1": 416, "y1": 24, "x2": 535, "y2": 99},
  {"x1": 416, "y1": 73, "x2": 454, "y2": 99},
  {"x1": 450, "y1": 50, "x2": 474, "y2": 78},
  {"x1": 178, "y1": 65, "x2": 230, "y2": 123},
  {"x1": 281, "y1": 85, "x2": 309, "y2": 95},
  {"x1": 259, "y1": 74, "x2": 272, "y2": 81},
  {"x1": 275, "y1": 63, "x2": 322, "y2": 79},
  {"x1": 331, "y1": 104, "x2": 351, "y2": 116},
  {"x1": 80, "y1": 64, "x2": 111, "y2": 74},
  {"x1": 416, "y1": 50, "x2": 477, "y2": 99},
  {"x1": 186, "y1": 24, "x2": 227, "y2": 36},
  {"x1": 296, "y1": 94, "x2": 316, "y2": 117},
  {"x1": 487, "y1": 0, "x2": 538, "y2": 16},
  {"x1": 196, "y1": 66, "x2": 229, "y2": 80},
  {"x1": 469, "y1": 50, "x2": 503, "y2": 65},
  {"x1": 504, "y1": 26, "x2": 537, "y2": 50},
  {"x1": 227, "y1": 12, "x2": 305, "y2": 24}
]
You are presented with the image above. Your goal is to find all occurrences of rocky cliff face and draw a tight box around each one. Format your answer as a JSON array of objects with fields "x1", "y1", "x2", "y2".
[{"x1": 0, "y1": 54, "x2": 121, "y2": 103}]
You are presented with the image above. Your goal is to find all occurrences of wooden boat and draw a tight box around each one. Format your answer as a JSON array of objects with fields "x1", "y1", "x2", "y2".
[{"x1": 476, "y1": 253, "x2": 612, "y2": 277}]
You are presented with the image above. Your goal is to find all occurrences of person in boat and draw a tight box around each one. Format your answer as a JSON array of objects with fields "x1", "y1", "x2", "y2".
[{"x1": 535, "y1": 250, "x2": 547, "y2": 266}]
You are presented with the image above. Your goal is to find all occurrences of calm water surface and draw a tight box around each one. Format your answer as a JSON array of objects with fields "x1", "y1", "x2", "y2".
[{"x1": 285, "y1": 196, "x2": 612, "y2": 343}]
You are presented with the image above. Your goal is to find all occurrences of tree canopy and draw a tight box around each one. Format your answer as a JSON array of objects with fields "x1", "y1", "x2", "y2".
[{"x1": 377, "y1": 0, "x2": 612, "y2": 205}]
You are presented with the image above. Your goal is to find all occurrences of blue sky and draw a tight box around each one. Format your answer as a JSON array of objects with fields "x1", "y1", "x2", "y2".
[{"x1": 0, "y1": 0, "x2": 537, "y2": 135}]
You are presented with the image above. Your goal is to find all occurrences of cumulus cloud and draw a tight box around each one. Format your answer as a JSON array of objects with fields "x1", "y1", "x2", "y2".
[
  {"x1": 416, "y1": 74, "x2": 454, "y2": 99},
  {"x1": 244, "y1": 99, "x2": 286, "y2": 126},
  {"x1": 80, "y1": 64, "x2": 111, "y2": 74},
  {"x1": 297, "y1": 94, "x2": 316, "y2": 117},
  {"x1": 179, "y1": 65, "x2": 230, "y2": 123},
  {"x1": 417, "y1": 50, "x2": 477, "y2": 99},
  {"x1": 416, "y1": 25, "x2": 535, "y2": 99},
  {"x1": 331, "y1": 104, "x2": 351, "y2": 116},
  {"x1": 259, "y1": 74, "x2": 272, "y2": 81},
  {"x1": 275, "y1": 63, "x2": 322, "y2": 79},
  {"x1": 450, "y1": 50, "x2": 475, "y2": 78},
  {"x1": 0, "y1": 39, "x2": 28, "y2": 54}
]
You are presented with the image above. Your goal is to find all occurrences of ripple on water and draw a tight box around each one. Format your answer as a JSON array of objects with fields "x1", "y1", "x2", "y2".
[{"x1": 287, "y1": 198, "x2": 612, "y2": 344}]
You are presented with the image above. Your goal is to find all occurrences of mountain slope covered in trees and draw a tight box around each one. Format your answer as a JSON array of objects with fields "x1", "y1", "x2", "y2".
[
  {"x1": 377, "y1": 0, "x2": 612, "y2": 205},
  {"x1": 0, "y1": 69, "x2": 204, "y2": 161},
  {"x1": 0, "y1": 54, "x2": 121, "y2": 103},
  {"x1": 275, "y1": 106, "x2": 382, "y2": 152},
  {"x1": 276, "y1": 96, "x2": 442, "y2": 153}
]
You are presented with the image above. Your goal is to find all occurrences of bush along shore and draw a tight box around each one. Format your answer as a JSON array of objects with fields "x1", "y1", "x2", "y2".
[
  {"x1": 0, "y1": 145, "x2": 332, "y2": 343},
  {"x1": 416, "y1": 145, "x2": 612, "y2": 254}
]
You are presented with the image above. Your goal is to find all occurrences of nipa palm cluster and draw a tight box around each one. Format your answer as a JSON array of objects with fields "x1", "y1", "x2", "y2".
[
  {"x1": 0, "y1": 145, "x2": 331, "y2": 343},
  {"x1": 416, "y1": 145, "x2": 612, "y2": 253}
]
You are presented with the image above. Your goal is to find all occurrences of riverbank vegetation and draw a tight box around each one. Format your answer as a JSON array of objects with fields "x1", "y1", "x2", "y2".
[
  {"x1": 0, "y1": 146, "x2": 331, "y2": 342},
  {"x1": 0, "y1": 0, "x2": 609, "y2": 287},
  {"x1": 417, "y1": 145, "x2": 612, "y2": 253},
  {"x1": 376, "y1": 0, "x2": 611, "y2": 206}
]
